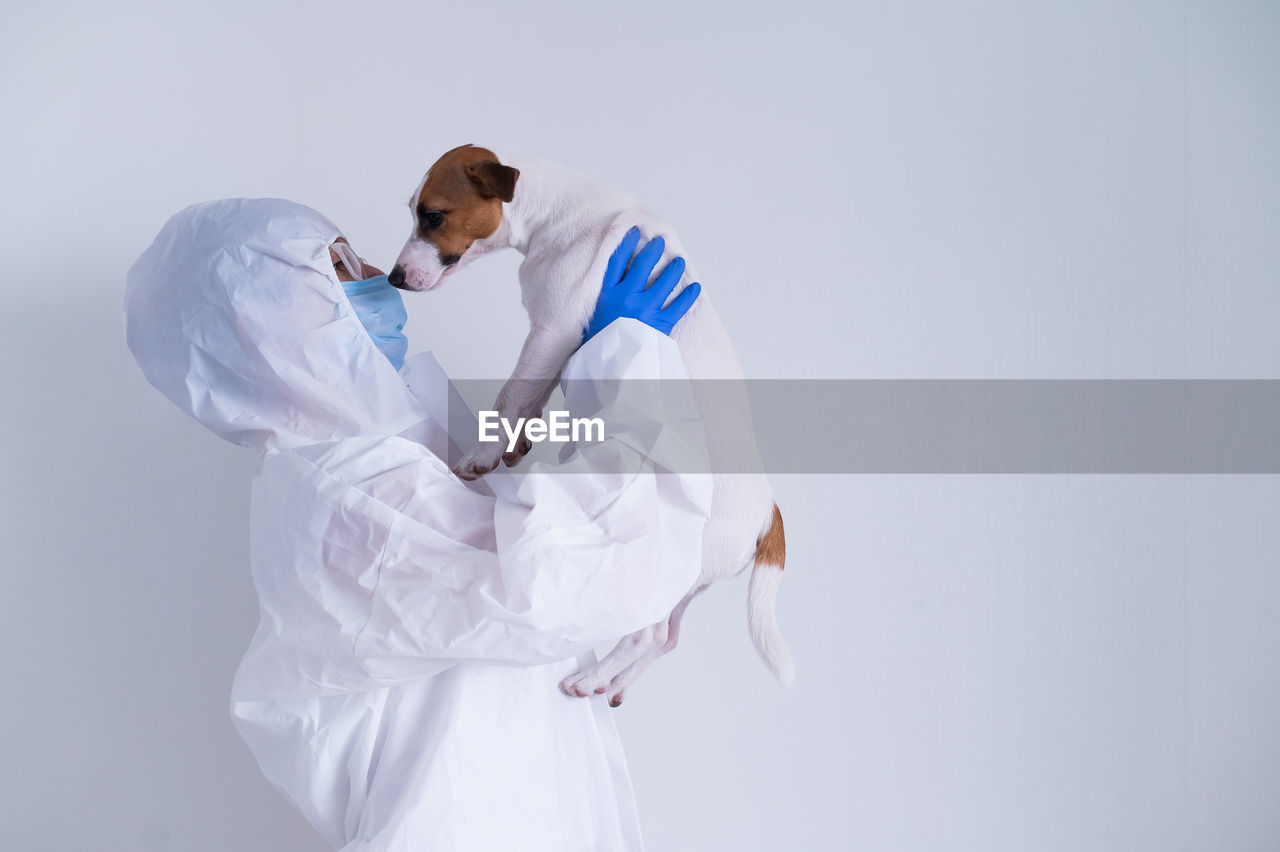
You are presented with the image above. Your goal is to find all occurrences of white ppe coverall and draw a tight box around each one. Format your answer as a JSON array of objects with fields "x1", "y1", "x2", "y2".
[{"x1": 124, "y1": 198, "x2": 711, "y2": 851}]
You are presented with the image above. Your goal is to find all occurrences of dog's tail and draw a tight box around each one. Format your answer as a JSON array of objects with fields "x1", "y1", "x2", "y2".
[{"x1": 747, "y1": 503, "x2": 795, "y2": 685}]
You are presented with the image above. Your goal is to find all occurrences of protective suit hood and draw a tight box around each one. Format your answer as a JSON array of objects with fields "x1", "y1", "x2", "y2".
[{"x1": 125, "y1": 198, "x2": 428, "y2": 450}]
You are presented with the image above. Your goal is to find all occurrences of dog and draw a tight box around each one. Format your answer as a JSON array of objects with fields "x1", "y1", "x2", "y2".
[{"x1": 390, "y1": 144, "x2": 793, "y2": 704}]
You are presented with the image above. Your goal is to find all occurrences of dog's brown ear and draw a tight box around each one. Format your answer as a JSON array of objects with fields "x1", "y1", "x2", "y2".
[{"x1": 466, "y1": 160, "x2": 520, "y2": 202}]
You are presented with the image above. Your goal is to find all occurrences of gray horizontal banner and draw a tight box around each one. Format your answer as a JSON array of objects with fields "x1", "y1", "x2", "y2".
[{"x1": 445, "y1": 380, "x2": 1280, "y2": 474}]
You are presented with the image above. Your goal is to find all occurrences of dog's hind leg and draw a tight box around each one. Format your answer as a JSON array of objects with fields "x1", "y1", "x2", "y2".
[
  {"x1": 559, "y1": 586, "x2": 703, "y2": 705},
  {"x1": 595, "y1": 589, "x2": 700, "y2": 706}
]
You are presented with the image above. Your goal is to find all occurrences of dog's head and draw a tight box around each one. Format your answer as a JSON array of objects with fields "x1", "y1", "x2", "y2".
[{"x1": 389, "y1": 144, "x2": 519, "y2": 292}]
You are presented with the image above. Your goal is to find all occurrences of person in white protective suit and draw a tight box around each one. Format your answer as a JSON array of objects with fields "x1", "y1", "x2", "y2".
[{"x1": 124, "y1": 198, "x2": 711, "y2": 852}]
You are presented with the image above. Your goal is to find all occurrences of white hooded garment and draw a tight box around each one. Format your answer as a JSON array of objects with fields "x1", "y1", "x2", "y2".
[{"x1": 125, "y1": 198, "x2": 711, "y2": 851}]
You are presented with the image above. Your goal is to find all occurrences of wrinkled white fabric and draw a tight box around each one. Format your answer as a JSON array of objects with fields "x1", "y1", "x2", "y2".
[{"x1": 125, "y1": 199, "x2": 711, "y2": 851}]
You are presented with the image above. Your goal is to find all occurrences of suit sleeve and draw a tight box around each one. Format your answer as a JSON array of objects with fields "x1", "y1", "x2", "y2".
[{"x1": 236, "y1": 319, "x2": 711, "y2": 698}]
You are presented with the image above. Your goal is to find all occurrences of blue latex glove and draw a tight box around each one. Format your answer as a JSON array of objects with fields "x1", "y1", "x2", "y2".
[
  {"x1": 582, "y1": 228, "x2": 702, "y2": 343},
  {"x1": 342, "y1": 274, "x2": 409, "y2": 371}
]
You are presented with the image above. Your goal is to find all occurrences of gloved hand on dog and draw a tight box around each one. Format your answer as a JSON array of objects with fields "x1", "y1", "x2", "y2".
[{"x1": 582, "y1": 227, "x2": 702, "y2": 343}]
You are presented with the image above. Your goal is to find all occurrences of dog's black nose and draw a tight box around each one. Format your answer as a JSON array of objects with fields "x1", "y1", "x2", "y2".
[{"x1": 388, "y1": 266, "x2": 405, "y2": 288}]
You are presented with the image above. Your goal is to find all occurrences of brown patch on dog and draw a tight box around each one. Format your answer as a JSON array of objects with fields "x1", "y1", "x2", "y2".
[
  {"x1": 413, "y1": 144, "x2": 520, "y2": 260},
  {"x1": 754, "y1": 504, "x2": 786, "y2": 569}
]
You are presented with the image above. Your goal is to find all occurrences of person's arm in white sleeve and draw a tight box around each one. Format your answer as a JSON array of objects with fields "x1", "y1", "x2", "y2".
[
  {"x1": 251, "y1": 321, "x2": 709, "y2": 696},
  {"x1": 237, "y1": 231, "x2": 708, "y2": 697},
  {"x1": 488, "y1": 315, "x2": 712, "y2": 642}
]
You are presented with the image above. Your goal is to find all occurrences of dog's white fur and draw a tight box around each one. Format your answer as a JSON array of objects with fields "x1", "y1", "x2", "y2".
[{"x1": 395, "y1": 156, "x2": 794, "y2": 701}]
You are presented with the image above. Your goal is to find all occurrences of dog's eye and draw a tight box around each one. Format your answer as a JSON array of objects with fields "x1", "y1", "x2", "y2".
[{"x1": 421, "y1": 210, "x2": 445, "y2": 229}]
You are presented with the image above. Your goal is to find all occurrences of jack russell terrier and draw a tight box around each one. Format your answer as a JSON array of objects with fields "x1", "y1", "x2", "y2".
[{"x1": 390, "y1": 145, "x2": 793, "y2": 704}]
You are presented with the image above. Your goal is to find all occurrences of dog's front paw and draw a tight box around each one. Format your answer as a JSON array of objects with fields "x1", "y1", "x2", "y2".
[
  {"x1": 453, "y1": 444, "x2": 504, "y2": 481},
  {"x1": 501, "y1": 435, "x2": 533, "y2": 468}
]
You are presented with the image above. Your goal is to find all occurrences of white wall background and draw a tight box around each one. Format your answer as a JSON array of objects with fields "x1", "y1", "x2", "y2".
[{"x1": 2, "y1": 1, "x2": 1278, "y2": 850}]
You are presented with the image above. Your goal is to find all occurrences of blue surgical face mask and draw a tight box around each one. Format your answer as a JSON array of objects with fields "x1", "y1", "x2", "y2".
[{"x1": 342, "y1": 274, "x2": 409, "y2": 372}]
